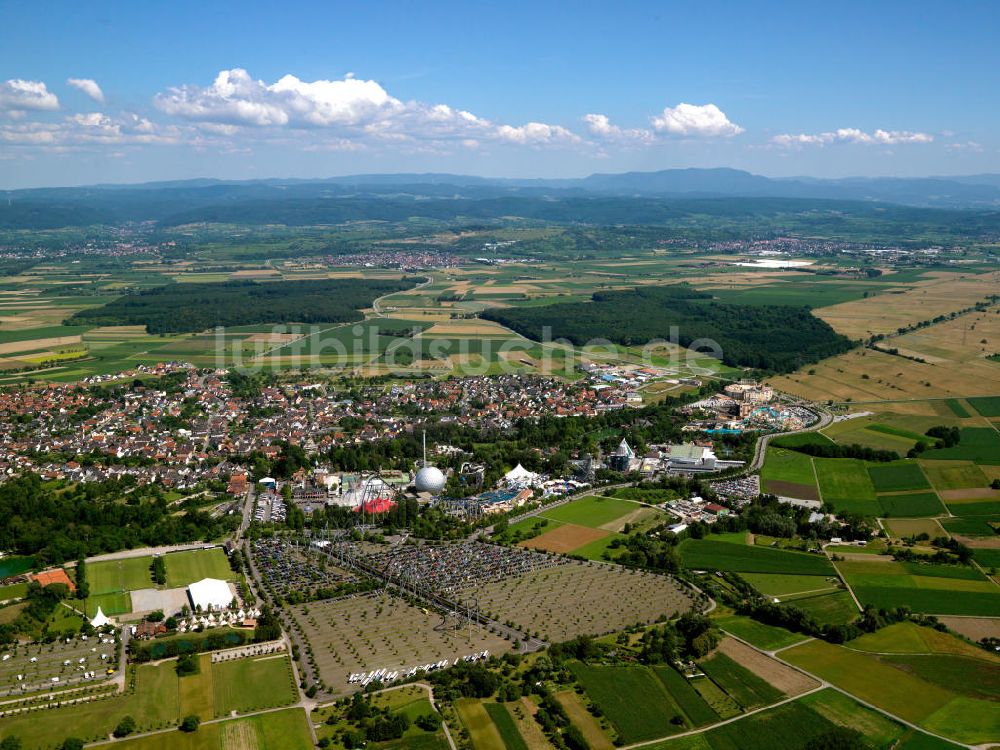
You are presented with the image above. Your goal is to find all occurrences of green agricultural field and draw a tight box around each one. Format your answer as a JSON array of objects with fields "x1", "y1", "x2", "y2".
[
  {"x1": 782, "y1": 640, "x2": 997, "y2": 744},
  {"x1": 537, "y1": 496, "x2": 639, "y2": 529},
  {"x1": 783, "y1": 590, "x2": 859, "y2": 626},
  {"x1": 713, "y1": 615, "x2": 808, "y2": 651},
  {"x1": 922, "y1": 428, "x2": 1000, "y2": 465},
  {"x1": 972, "y1": 548, "x2": 1000, "y2": 568},
  {"x1": 639, "y1": 690, "x2": 911, "y2": 750},
  {"x1": 163, "y1": 548, "x2": 235, "y2": 589},
  {"x1": 943, "y1": 399, "x2": 971, "y2": 418},
  {"x1": 921, "y1": 462, "x2": 990, "y2": 491},
  {"x1": 0, "y1": 659, "x2": 182, "y2": 746},
  {"x1": 814, "y1": 458, "x2": 878, "y2": 515},
  {"x1": 867, "y1": 462, "x2": 931, "y2": 492},
  {"x1": 689, "y1": 674, "x2": 741, "y2": 719},
  {"x1": 941, "y1": 516, "x2": 998, "y2": 536},
  {"x1": 882, "y1": 654, "x2": 1000, "y2": 701},
  {"x1": 680, "y1": 539, "x2": 834, "y2": 575},
  {"x1": 967, "y1": 396, "x2": 1000, "y2": 417},
  {"x1": 877, "y1": 492, "x2": 946, "y2": 517},
  {"x1": 838, "y1": 559, "x2": 1000, "y2": 617},
  {"x1": 651, "y1": 666, "x2": 720, "y2": 727},
  {"x1": 943, "y1": 498, "x2": 1000, "y2": 516},
  {"x1": 482, "y1": 703, "x2": 529, "y2": 750},
  {"x1": 699, "y1": 652, "x2": 783, "y2": 709},
  {"x1": 569, "y1": 662, "x2": 685, "y2": 743},
  {"x1": 89, "y1": 556, "x2": 155, "y2": 594},
  {"x1": 455, "y1": 698, "x2": 506, "y2": 750},
  {"x1": 739, "y1": 573, "x2": 838, "y2": 598},
  {"x1": 848, "y1": 622, "x2": 933, "y2": 653},
  {"x1": 770, "y1": 432, "x2": 835, "y2": 449},
  {"x1": 760, "y1": 448, "x2": 818, "y2": 500},
  {"x1": 113, "y1": 708, "x2": 314, "y2": 750},
  {"x1": 866, "y1": 423, "x2": 928, "y2": 442}
]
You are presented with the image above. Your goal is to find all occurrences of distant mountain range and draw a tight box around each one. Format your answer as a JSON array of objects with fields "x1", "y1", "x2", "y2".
[{"x1": 3, "y1": 168, "x2": 1000, "y2": 230}]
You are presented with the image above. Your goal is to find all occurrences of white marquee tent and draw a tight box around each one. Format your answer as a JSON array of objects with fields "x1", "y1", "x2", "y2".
[{"x1": 187, "y1": 578, "x2": 234, "y2": 611}]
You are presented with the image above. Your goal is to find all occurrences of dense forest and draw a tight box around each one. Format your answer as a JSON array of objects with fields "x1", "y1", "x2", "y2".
[
  {"x1": 69, "y1": 278, "x2": 415, "y2": 334},
  {"x1": 483, "y1": 285, "x2": 855, "y2": 373},
  {"x1": 0, "y1": 474, "x2": 237, "y2": 563}
]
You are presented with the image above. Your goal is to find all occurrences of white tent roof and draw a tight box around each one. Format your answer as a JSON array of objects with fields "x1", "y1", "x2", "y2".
[
  {"x1": 90, "y1": 606, "x2": 111, "y2": 628},
  {"x1": 187, "y1": 578, "x2": 234, "y2": 611},
  {"x1": 504, "y1": 463, "x2": 536, "y2": 481}
]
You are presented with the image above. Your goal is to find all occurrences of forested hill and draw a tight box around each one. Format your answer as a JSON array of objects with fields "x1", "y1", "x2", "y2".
[
  {"x1": 482, "y1": 285, "x2": 855, "y2": 373},
  {"x1": 69, "y1": 278, "x2": 416, "y2": 334}
]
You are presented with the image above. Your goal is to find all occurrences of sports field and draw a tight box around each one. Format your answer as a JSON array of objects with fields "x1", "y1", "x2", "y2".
[
  {"x1": 532, "y1": 495, "x2": 647, "y2": 528},
  {"x1": 163, "y1": 548, "x2": 234, "y2": 588},
  {"x1": 89, "y1": 556, "x2": 155, "y2": 595}
]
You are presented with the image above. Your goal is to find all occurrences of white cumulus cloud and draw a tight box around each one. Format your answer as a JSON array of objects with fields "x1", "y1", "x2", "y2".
[
  {"x1": 650, "y1": 103, "x2": 743, "y2": 137},
  {"x1": 494, "y1": 122, "x2": 580, "y2": 145},
  {"x1": 153, "y1": 68, "x2": 580, "y2": 149},
  {"x1": 0, "y1": 79, "x2": 59, "y2": 113},
  {"x1": 583, "y1": 113, "x2": 654, "y2": 143},
  {"x1": 773, "y1": 127, "x2": 933, "y2": 147},
  {"x1": 67, "y1": 78, "x2": 105, "y2": 103}
]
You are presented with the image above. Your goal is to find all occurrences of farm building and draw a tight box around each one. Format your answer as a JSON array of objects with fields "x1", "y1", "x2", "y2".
[{"x1": 187, "y1": 577, "x2": 234, "y2": 611}]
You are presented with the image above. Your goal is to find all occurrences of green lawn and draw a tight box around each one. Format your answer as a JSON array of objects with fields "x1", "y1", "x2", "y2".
[
  {"x1": 867, "y1": 462, "x2": 931, "y2": 492},
  {"x1": 537, "y1": 496, "x2": 638, "y2": 529},
  {"x1": 680, "y1": 539, "x2": 834, "y2": 575},
  {"x1": 163, "y1": 548, "x2": 235, "y2": 588},
  {"x1": 212, "y1": 655, "x2": 297, "y2": 715},
  {"x1": 84, "y1": 591, "x2": 132, "y2": 616},
  {"x1": 89, "y1": 556, "x2": 155, "y2": 594}
]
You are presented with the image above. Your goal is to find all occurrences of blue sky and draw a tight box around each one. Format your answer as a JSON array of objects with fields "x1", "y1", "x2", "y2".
[{"x1": 0, "y1": 0, "x2": 997, "y2": 187}]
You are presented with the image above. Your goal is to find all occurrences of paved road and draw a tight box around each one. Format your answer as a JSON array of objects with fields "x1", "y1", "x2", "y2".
[
  {"x1": 742, "y1": 404, "x2": 833, "y2": 476},
  {"x1": 81, "y1": 542, "x2": 220, "y2": 565}
]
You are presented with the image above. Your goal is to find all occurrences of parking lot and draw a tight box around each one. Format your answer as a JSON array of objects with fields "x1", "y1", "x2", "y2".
[{"x1": 0, "y1": 631, "x2": 118, "y2": 698}]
